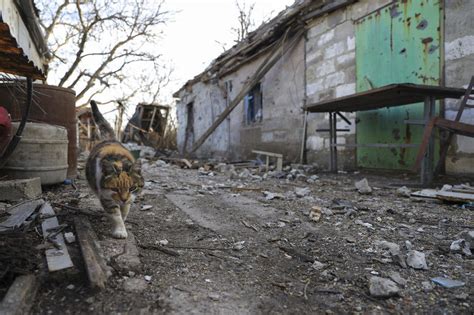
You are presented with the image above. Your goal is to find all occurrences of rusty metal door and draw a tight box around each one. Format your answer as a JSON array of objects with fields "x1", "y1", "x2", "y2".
[{"x1": 355, "y1": 0, "x2": 440, "y2": 169}]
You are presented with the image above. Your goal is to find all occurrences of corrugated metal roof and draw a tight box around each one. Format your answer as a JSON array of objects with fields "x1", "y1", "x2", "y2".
[{"x1": 0, "y1": 0, "x2": 48, "y2": 79}]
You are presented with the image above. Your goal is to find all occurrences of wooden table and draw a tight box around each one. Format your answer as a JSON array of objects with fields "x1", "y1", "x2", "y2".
[{"x1": 303, "y1": 84, "x2": 466, "y2": 185}]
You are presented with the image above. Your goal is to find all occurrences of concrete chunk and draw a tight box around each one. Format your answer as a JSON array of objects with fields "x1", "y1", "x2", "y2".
[{"x1": 0, "y1": 178, "x2": 42, "y2": 201}]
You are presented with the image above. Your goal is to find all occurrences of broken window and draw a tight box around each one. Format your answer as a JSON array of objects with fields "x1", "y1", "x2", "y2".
[{"x1": 244, "y1": 83, "x2": 262, "y2": 125}]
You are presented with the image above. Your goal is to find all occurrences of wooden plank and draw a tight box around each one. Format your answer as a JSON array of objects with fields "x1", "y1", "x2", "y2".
[
  {"x1": 434, "y1": 118, "x2": 474, "y2": 137},
  {"x1": 252, "y1": 150, "x2": 283, "y2": 158},
  {"x1": 436, "y1": 191, "x2": 474, "y2": 203},
  {"x1": 40, "y1": 203, "x2": 74, "y2": 272},
  {"x1": 74, "y1": 217, "x2": 108, "y2": 290},
  {"x1": 0, "y1": 199, "x2": 43, "y2": 232},
  {"x1": 0, "y1": 274, "x2": 39, "y2": 315}
]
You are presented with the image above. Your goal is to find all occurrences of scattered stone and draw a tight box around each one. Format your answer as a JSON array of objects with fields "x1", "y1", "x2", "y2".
[
  {"x1": 140, "y1": 205, "x2": 153, "y2": 211},
  {"x1": 154, "y1": 160, "x2": 168, "y2": 167},
  {"x1": 396, "y1": 186, "x2": 411, "y2": 197},
  {"x1": 431, "y1": 277, "x2": 465, "y2": 288},
  {"x1": 295, "y1": 187, "x2": 311, "y2": 197},
  {"x1": 233, "y1": 241, "x2": 245, "y2": 251},
  {"x1": 311, "y1": 260, "x2": 326, "y2": 270},
  {"x1": 319, "y1": 207, "x2": 333, "y2": 216},
  {"x1": 405, "y1": 240, "x2": 413, "y2": 251},
  {"x1": 374, "y1": 240, "x2": 400, "y2": 256},
  {"x1": 345, "y1": 236, "x2": 356, "y2": 243},
  {"x1": 66, "y1": 284, "x2": 75, "y2": 290},
  {"x1": 369, "y1": 276, "x2": 400, "y2": 297},
  {"x1": 307, "y1": 175, "x2": 319, "y2": 183},
  {"x1": 238, "y1": 168, "x2": 251, "y2": 179},
  {"x1": 123, "y1": 278, "x2": 148, "y2": 293},
  {"x1": 208, "y1": 293, "x2": 220, "y2": 301},
  {"x1": 263, "y1": 191, "x2": 285, "y2": 200},
  {"x1": 296, "y1": 174, "x2": 307, "y2": 181},
  {"x1": 355, "y1": 219, "x2": 374, "y2": 229},
  {"x1": 455, "y1": 293, "x2": 469, "y2": 301},
  {"x1": 388, "y1": 271, "x2": 407, "y2": 287},
  {"x1": 309, "y1": 206, "x2": 322, "y2": 222},
  {"x1": 441, "y1": 184, "x2": 453, "y2": 191},
  {"x1": 422, "y1": 281, "x2": 434, "y2": 292},
  {"x1": 158, "y1": 239, "x2": 169, "y2": 246},
  {"x1": 406, "y1": 250, "x2": 428, "y2": 270},
  {"x1": 144, "y1": 275, "x2": 152, "y2": 282},
  {"x1": 450, "y1": 239, "x2": 472, "y2": 256},
  {"x1": 355, "y1": 178, "x2": 372, "y2": 194},
  {"x1": 64, "y1": 232, "x2": 76, "y2": 244}
]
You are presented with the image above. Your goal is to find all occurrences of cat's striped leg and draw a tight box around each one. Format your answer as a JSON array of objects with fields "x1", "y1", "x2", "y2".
[
  {"x1": 101, "y1": 198, "x2": 128, "y2": 239},
  {"x1": 120, "y1": 203, "x2": 131, "y2": 222}
]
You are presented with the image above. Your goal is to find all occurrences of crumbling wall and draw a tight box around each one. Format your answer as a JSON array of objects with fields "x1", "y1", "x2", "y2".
[
  {"x1": 304, "y1": 0, "x2": 391, "y2": 170},
  {"x1": 444, "y1": 0, "x2": 474, "y2": 175},
  {"x1": 175, "y1": 81, "x2": 229, "y2": 159},
  {"x1": 222, "y1": 37, "x2": 306, "y2": 162},
  {"x1": 176, "y1": 37, "x2": 305, "y2": 162}
]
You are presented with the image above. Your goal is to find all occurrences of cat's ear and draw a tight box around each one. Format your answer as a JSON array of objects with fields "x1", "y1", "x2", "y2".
[{"x1": 102, "y1": 159, "x2": 121, "y2": 174}]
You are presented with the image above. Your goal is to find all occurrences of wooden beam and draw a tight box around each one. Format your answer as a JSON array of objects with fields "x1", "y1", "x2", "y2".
[
  {"x1": 74, "y1": 217, "x2": 109, "y2": 290},
  {"x1": 0, "y1": 275, "x2": 39, "y2": 315},
  {"x1": 190, "y1": 27, "x2": 305, "y2": 154}
]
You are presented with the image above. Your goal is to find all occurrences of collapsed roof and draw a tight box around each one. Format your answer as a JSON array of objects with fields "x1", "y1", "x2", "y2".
[{"x1": 174, "y1": 0, "x2": 356, "y2": 97}]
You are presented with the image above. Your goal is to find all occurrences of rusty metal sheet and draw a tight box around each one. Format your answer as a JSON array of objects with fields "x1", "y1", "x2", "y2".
[{"x1": 355, "y1": 0, "x2": 441, "y2": 170}]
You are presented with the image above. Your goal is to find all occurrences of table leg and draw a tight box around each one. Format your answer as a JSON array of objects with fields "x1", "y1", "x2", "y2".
[
  {"x1": 421, "y1": 96, "x2": 435, "y2": 186},
  {"x1": 329, "y1": 112, "x2": 338, "y2": 172}
]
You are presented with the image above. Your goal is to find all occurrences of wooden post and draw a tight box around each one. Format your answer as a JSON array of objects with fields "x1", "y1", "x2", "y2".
[
  {"x1": 300, "y1": 111, "x2": 308, "y2": 164},
  {"x1": 421, "y1": 96, "x2": 435, "y2": 186}
]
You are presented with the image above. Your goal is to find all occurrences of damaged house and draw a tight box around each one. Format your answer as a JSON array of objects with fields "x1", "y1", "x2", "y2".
[{"x1": 173, "y1": 0, "x2": 474, "y2": 177}]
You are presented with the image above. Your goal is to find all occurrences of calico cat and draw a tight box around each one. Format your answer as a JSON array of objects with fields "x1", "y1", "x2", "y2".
[{"x1": 86, "y1": 100, "x2": 144, "y2": 239}]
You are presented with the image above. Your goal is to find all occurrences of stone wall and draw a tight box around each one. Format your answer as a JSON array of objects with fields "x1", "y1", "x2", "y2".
[
  {"x1": 304, "y1": 0, "x2": 391, "y2": 170},
  {"x1": 444, "y1": 0, "x2": 474, "y2": 175}
]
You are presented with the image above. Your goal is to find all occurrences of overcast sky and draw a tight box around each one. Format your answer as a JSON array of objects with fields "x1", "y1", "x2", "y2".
[{"x1": 160, "y1": 0, "x2": 295, "y2": 99}]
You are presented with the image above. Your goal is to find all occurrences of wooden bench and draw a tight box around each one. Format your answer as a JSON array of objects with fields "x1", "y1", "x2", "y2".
[{"x1": 252, "y1": 150, "x2": 283, "y2": 171}]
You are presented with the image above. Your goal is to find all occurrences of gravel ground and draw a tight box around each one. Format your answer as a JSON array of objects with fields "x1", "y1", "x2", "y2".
[{"x1": 26, "y1": 159, "x2": 473, "y2": 314}]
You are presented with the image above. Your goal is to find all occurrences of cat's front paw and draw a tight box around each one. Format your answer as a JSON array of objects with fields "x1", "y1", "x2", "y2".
[{"x1": 112, "y1": 228, "x2": 128, "y2": 239}]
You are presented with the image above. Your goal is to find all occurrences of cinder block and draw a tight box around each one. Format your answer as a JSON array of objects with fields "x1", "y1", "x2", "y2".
[{"x1": 0, "y1": 178, "x2": 42, "y2": 201}]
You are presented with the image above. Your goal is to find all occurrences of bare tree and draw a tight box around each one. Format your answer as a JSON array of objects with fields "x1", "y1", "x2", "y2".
[
  {"x1": 37, "y1": 0, "x2": 173, "y2": 108},
  {"x1": 231, "y1": 0, "x2": 255, "y2": 43}
]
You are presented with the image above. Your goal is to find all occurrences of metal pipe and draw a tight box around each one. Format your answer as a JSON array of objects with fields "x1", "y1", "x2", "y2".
[{"x1": 0, "y1": 78, "x2": 33, "y2": 168}]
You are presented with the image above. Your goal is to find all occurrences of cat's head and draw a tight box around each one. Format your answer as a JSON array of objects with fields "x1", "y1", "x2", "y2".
[{"x1": 101, "y1": 158, "x2": 144, "y2": 204}]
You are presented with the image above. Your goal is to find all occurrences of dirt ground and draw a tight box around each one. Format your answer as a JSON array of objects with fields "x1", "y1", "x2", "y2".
[{"x1": 17, "y1": 157, "x2": 474, "y2": 314}]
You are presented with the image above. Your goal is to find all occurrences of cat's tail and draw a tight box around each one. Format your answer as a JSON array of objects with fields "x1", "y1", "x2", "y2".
[{"x1": 90, "y1": 100, "x2": 116, "y2": 141}]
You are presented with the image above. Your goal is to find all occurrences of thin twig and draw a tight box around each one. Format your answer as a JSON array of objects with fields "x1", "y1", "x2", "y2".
[
  {"x1": 138, "y1": 243, "x2": 180, "y2": 257},
  {"x1": 303, "y1": 279, "x2": 310, "y2": 300}
]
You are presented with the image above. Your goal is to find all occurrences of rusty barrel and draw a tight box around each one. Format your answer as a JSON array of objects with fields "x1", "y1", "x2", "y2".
[
  {"x1": 1, "y1": 122, "x2": 68, "y2": 185},
  {"x1": 0, "y1": 83, "x2": 77, "y2": 178}
]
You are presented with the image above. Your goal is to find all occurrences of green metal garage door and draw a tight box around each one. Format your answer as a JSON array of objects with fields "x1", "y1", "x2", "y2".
[{"x1": 355, "y1": 0, "x2": 440, "y2": 169}]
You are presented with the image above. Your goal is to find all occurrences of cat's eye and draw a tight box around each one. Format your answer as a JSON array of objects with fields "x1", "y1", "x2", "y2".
[
  {"x1": 129, "y1": 186, "x2": 138, "y2": 192},
  {"x1": 111, "y1": 188, "x2": 119, "y2": 192}
]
